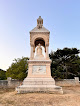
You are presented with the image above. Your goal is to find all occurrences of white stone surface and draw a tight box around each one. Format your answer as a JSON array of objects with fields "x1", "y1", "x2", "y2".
[
  {"x1": 32, "y1": 65, "x2": 46, "y2": 74},
  {"x1": 16, "y1": 78, "x2": 63, "y2": 94},
  {"x1": 16, "y1": 16, "x2": 63, "y2": 94}
]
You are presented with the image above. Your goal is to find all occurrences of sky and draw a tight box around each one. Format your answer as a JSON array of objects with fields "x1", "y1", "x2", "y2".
[{"x1": 0, "y1": 0, "x2": 80, "y2": 70}]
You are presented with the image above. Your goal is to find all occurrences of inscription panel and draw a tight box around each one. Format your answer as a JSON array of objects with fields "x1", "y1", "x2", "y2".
[{"x1": 32, "y1": 65, "x2": 46, "y2": 74}]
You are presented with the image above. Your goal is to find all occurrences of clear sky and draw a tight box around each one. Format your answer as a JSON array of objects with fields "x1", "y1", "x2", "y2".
[{"x1": 0, "y1": 0, "x2": 80, "y2": 70}]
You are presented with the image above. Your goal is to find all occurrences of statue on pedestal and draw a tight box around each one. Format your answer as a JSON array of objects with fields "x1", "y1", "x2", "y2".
[{"x1": 16, "y1": 16, "x2": 63, "y2": 94}]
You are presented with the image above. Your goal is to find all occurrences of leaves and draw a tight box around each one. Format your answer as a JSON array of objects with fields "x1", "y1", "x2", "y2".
[
  {"x1": 0, "y1": 69, "x2": 6, "y2": 80},
  {"x1": 49, "y1": 48, "x2": 80, "y2": 79},
  {"x1": 6, "y1": 57, "x2": 29, "y2": 80}
]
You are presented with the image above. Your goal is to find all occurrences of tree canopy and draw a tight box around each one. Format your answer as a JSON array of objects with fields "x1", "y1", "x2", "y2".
[
  {"x1": 49, "y1": 48, "x2": 80, "y2": 79},
  {"x1": 5, "y1": 47, "x2": 80, "y2": 80},
  {"x1": 6, "y1": 57, "x2": 29, "y2": 80},
  {"x1": 0, "y1": 69, "x2": 6, "y2": 80}
]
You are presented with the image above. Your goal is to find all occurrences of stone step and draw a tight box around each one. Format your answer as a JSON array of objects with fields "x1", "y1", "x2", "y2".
[
  {"x1": 23, "y1": 81, "x2": 55, "y2": 85},
  {"x1": 18, "y1": 85, "x2": 57, "y2": 87},
  {"x1": 23, "y1": 78, "x2": 55, "y2": 81},
  {"x1": 16, "y1": 77, "x2": 63, "y2": 94},
  {"x1": 23, "y1": 78, "x2": 55, "y2": 85},
  {"x1": 16, "y1": 85, "x2": 63, "y2": 94}
]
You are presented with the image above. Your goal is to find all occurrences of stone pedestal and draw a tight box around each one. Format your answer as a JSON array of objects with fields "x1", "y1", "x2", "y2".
[
  {"x1": 16, "y1": 60, "x2": 63, "y2": 94},
  {"x1": 28, "y1": 60, "x2": 51, "y2": 78},
  {"x1": 16, "y1": 77, "x2": 63, "y2": 94}
]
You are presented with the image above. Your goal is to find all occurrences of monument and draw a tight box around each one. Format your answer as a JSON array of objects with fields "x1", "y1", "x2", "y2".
[{"x1": 16, "y1": 16, "x2": 63, "y2": 94}]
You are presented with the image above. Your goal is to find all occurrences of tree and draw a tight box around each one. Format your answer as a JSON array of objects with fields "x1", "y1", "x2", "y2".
[
  {"x1": 49, "y1": 48, "x2": 80, "y2": 79},
  {"x1": 6, "y1": 57, "x2": 29, "y2": 80},
  {"x1": 0, "y1": 69, "x2": 6, "y2": 80}
]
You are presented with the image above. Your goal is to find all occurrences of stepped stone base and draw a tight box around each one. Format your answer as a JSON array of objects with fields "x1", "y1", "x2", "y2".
[{"x1": 16, "y1": 78, "x2": 63, "y2": 94}]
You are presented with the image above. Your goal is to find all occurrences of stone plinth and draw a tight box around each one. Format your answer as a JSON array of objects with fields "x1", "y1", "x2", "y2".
[
  {"x1": 16, "y1": 60, "x2": 63, "y2": 94},
  {"x1": 16, "y1": 78, "x2": 63, "y2": 94},
  {"x1": 27, "y1": 60, "x2": 51, "y2": 78}
]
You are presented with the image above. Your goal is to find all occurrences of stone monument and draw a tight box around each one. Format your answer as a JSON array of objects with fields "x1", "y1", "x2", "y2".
[{"x1": 16, "y1": 16, "x2": 63, "y2": 94}]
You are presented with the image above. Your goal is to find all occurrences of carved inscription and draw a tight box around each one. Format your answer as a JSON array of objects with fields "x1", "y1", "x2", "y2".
[{"x1": 32, "y1": 65, "x2": 46, "y2": 74}]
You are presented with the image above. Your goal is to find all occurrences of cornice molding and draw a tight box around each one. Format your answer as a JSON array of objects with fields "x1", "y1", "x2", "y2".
[
  {"x1": 30, "y1": 32, "x2": 50, "y2": 35},
  {"x1": 28, "y1": 60, "x2": 51, "y2": 64}
]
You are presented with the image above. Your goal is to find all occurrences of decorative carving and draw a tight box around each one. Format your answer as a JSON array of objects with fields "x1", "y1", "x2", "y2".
[
  {"x1": 32, "y1": 65, "x2": 46, "y2": 74},
  {"x1": 30, "y1": 34, "x2": 49, "y2": 46}
]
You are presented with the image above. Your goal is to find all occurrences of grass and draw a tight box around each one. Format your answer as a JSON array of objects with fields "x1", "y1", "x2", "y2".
[{"x1": 0, "y1": 86, "x2": 80, "y2": 106}]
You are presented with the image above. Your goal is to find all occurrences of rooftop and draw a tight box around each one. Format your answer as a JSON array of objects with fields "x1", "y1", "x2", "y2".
[{"x1": 30, "y1": 16, "x2": 50, "y2": 33}]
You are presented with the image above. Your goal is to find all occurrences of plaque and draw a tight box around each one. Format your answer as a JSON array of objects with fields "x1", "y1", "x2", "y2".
[{"x1": 32, "y1": 65, "x2": 46, "y2": 74}]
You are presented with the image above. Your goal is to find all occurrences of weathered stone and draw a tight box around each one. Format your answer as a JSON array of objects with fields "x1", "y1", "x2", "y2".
[
  {"x1": 16, "y1": 16, "x2": 63, "y2": 94},
  {"x1": 16, "y1": 78, "x2": 63, "y2": 94}
]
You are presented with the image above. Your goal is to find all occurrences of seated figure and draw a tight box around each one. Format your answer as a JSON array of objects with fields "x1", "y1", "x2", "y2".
[{"x1": 34, "y1": 43, "x2": 44, "y2": 60}]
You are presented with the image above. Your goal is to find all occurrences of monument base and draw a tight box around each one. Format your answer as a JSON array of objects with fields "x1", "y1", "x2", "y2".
[{"x1": 16, "y1": 77, "x2": 63, "y2": 94}]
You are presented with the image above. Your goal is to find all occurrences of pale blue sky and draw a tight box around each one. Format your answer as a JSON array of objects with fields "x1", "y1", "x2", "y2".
[{"x1": 0, "y1": 0, "x2": 80, "y2": 70}]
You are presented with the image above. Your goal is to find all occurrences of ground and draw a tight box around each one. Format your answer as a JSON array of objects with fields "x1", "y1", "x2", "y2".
[{"x1": 0, "y1": 86, "x2": 80, "y2": 106}]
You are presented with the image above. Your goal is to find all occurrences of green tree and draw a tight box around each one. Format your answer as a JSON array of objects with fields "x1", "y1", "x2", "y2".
[
  {"x1": 6, "y1": 57, "x2": 29, "y2": 80},
  {"x1": 49, "y1": 48, "x2": 80, "y2": 79},
  {"x1": 0, "y1": 69, "x2": 6, "y2": 80}
]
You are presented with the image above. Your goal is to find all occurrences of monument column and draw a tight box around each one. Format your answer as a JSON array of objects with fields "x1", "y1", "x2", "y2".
[
  {"x1": 30, "y1": 46, "x2": 34, "y2": 59},
  {"x1": 46, "y1": 45, "x2": 49, "y2": 59}
]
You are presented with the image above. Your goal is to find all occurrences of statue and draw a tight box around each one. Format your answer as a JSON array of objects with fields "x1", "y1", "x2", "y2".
[
  {"x1": 36, "y1": 43, "x2": 43, "y2": 56},
  {"x1": 34, "y1": 43, "x2": 44, "y2": 60}
]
